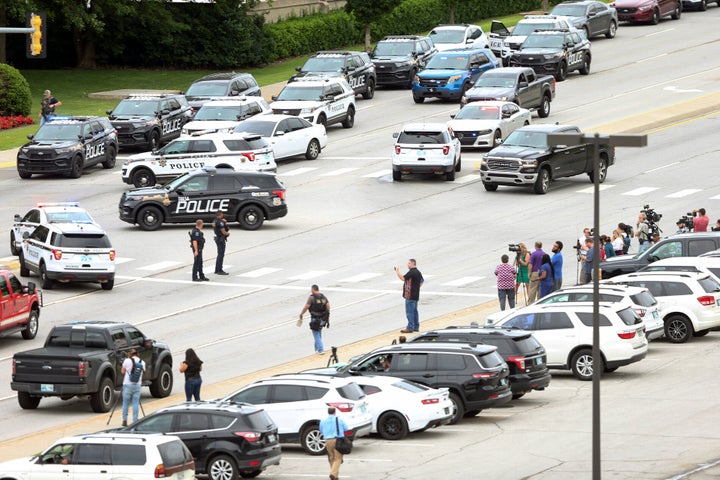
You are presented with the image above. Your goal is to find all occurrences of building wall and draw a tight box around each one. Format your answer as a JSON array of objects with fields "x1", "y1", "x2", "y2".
[{"x1": 251, "y1": 0, "x2": 347, "y2": 23}]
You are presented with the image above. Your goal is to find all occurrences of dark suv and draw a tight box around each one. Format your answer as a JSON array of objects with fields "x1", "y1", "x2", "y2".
[
  {"x1": 291, "y1": 51, "x2": 377, "y2": 99},
  {"x1": 408, "y1": 325, "x2": 550, "y2": 399},
  {"x1": 335, "y1": 342, "x2": 512, "y2": 424},
  {"x1": 121, "y1": 401, "x2": 281, "y2": 480},
  {"x1": 107, "y1": 94, "x2": 193, "y2": 150},
  {"x1": 371, "y1": 35, "x2": 438, "y2": 88},
  {"x1": 17, "y1": 116, "x2": 118, "y2": 179},
  {"x1": 185, "y1": 72, "x2": 261, "y2": 111},
  {"x1": 508, "y1": 29, "x2": 591, "y2": 81}
]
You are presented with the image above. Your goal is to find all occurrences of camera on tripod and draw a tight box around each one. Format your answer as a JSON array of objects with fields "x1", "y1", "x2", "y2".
[
  {"x1": 508, "y1": 244, "x2": 521, "y2": 253},
  {"x1": 641, "y1": 204, "x2": 662, "y2": 223}
]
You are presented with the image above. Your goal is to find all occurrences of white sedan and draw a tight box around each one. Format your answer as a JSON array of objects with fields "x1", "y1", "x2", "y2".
[
  {"x1": 448, "y1": 100, "x2": 531, "y2": 149},
  {"x1": 233, "y1": 114, "x2": 328, "y2": 161},
  {"x1": 352, "y1": 375, "x2": 454, "y2": 440}
]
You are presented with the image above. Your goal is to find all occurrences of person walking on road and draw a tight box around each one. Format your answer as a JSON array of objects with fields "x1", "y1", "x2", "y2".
[
  {"x1": 191, "y1": 219, "x2": 209, "y2": 282},
  {"x1": 179, "y1": 348, "x2": 203, "y2": 402},
  {"x1": 213, "y1": 211, "x2": 230, "y2": 275},
  {"x1": 319, "y1": 406, "x2": 348, "y2": 480},
  {"x1": 121, "y1": 348, "x2": 144, "y2": 426},
  {"x1": 495, "y1": 254, "x2": 516, "y2": 310},
  {"x1": 395, "y1": 259, "x2": 424, "y2": 333},
  {"x1": 39, "y1": 89, "x2": 62, "y2": 125},
  {"x1": 299, "y1": 285, "x2": 330, "y2": 355}
]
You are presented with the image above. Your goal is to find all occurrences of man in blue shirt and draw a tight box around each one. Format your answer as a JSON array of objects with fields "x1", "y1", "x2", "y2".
[
  {"x1": 551, "y1": 241, "x2": 564, "y2": 291},
  {"x1": 319, "y1": 407, "x2": 348, "y2": 480}
]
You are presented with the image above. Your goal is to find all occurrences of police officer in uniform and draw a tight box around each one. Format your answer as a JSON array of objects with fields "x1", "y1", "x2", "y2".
[
  {"x1": 191, "y1": 219, "x2": 209, "y2": 282},
  {"x1": 213, "y1": 211, "x2": 230, "y2": 275}
]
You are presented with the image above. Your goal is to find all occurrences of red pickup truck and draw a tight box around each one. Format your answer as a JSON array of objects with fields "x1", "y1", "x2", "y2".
[{"x1": 0, "y1": 269, "x2": 41, "y2": 340}]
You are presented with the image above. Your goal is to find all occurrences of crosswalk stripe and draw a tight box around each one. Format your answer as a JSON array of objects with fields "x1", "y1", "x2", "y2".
[
  {"x1": 622, "y1": 187, "x2": 659, "y2": 196},
  {"x1": 455, "y1": 174, "x2": 480, "y2": 184},
  {"x1": 711, "y1": 195, "x2": 720, "y2": 200},
  {"x1": 320, "y1": 168, "x2": 359, "y2": 176},
  {"x1": 442, "y1": 276, "x2": 484, "y2": 286},
  {"x1": 340, "y1": 272, "x2": 382, "y2": 282},
  {"x1": 237, "y1": 267, "x2": 282, "y2": 278},
  {"x1": 279, "y1": 167, "x2": 318, "y2": 176},
  {"x1": 363, "y1": 170, "x2": 392, "y2": 178},
  {"x1": 138, "y1": 261, "x2": 182, "y2": 271},
  {"x1": 115, "y1": 257, "x2": 135, "y2": 265},
  {"x1": 666, "y1": 189, "x2": 702, "y2": 198},
  {"x1": 288, "y1": 270, "x2": 331, "y2": 280},
  {"x1": 576, "y1": 185, "x2": 615, "y2": 193}
]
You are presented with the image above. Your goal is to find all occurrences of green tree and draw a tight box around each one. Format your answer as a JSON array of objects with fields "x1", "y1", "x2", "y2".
[{"x1": 345, "y1": 0, "x2": 403, "y2": 51}]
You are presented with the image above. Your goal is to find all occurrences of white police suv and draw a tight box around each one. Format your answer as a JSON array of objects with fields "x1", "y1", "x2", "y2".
[
  {"x1": 10, "y1": 202, "x2": 97, "y2": 256},
  {"x1": 271, "y1": 77, "x2": 356, "y2": 128}
]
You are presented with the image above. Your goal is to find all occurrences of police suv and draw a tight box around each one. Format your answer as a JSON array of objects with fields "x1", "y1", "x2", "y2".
[
  {"x1": 118, "y1": 167, "x2": 287, "y2": 231},
  {"x1": 291, "y1": 51, "x2": 377, "y2": 99},
  {"x1": 507, "y1": 29, "x2": 591, "y2": 81},
  {"x1": 16, "y1": 117, "x2": 118, "y2": 179},
  {"x1": 121, "y1": 132, "x2": 277, "y2": 188},
  {"x1": 271, "y1": 77, "x2": 356, "y2": 128},
  {"x1": 370, "y1": 35, "x2": 438, "y2": 88},
  {"x1": 11, "y1": 202, "x2": 97, "y2": 256},
  {"x1": 19, "y1": 222, "x2": 116, "y2": 290},
  {"x1": 180, "y1": 97, "x2": 271, "y2": 136},
  {"x1": 107, "y1": 94, "x2": 193, "y2": 150}
]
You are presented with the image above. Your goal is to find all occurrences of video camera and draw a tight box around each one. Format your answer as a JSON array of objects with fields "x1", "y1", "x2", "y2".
[
  {"x1": 676, "y1": 212, "x2": 694, "y2": 231},
  {"x1": 641, "y1": 204, "x2": 662, "y2": 224},
  {"x1": 508, "y1": 244, "x2": 521, "y2": 253}
]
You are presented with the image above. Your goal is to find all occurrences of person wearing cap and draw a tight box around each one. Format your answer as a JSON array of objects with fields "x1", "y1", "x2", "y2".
[
  {"x1": 120, "y1": 348, "x2": 144, "y2": 426},
  {"x1": 39, "y1": 90, "x2": 62, "y2": 125}
]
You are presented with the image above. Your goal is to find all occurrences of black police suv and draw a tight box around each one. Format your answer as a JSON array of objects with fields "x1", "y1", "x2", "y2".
[
  {"x1": 118, "y1": 167, "x2": 287, "y2": 231},
  {"x1": 370, "y1": 35, "x2": 438, "y2": 88},
  {"x1": 121, "y1": 401, "x2": 281, "y2": 480},
  {"x1": 409, "y1": 325, "x2": 551, "y2": 399},
  {"x1": 185, "y1": 72, "x2": 262, "y2": 112},
  {"x1": 291, "y1": 51, "x2": 377, "y2": 99},
  {"x1": 16, "y1": 116, "x2": 118, "y2": 179},
  {"x1": 107, "y1": 94, "x2": 193, "y2": 151},
  {"x1": 508, "y1": 29, "x2": 591, "y2": 81}
]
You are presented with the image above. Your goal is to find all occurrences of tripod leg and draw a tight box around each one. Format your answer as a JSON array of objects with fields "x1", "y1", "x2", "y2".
[{"x1": 106, "y1": 390, "x2": 122, "y2": 426}]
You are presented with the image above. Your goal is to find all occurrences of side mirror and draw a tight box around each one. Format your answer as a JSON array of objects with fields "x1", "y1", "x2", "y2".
[
  {"x1": 275, "y1": 131, "x2": 285, "y2": 137},
  {"x1": 14, "y1": 214, "x2": 22, "y2": 222},
  {"x1": 27, "y1": 282, "x2": 37, "y2": 294},
  {"x1": 450, "y1": 114, "x2": 456, "y2": 119},
  {"x1": 271, "y1": 95, "x2": 278, "y2": 101},
  {"x1": 27, "y1": 134, "x2": 34, "y2": 140},
  {"x1": 175, "y1": 188, "x2": 184, "y2": 195},
  {"x1": 502, "y1": 112, "x2": 511, "y2": 118},
  {"x1": 295, "y1": 66, "x2": 302, "y2": 72},
  {"x1": 518, "y1": 81, "x2": 528, "y2": 88},
  {"x1": 106, "y1": 110, "x2": 113, "y2": 115},
  {"x1": 392, "y1": 132, "x2": 399, "y2": 139}
]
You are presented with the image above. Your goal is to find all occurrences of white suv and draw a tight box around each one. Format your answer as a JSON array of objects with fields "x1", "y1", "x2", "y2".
[
  {"x1": 221, "y1": 373, "x2": 373, "y2": 455},
  {"x1": 0, "y1": 432, "x2": 194, "y2": 480},
  {"x1": 392, "y1": 122, "x2": 462, "y2": 182},
  {"x1": 271, "y1": 77, "x2": 356, "y2": 128},
  {"x1": 429, "y1": 23, "x2": 489, "y2": 52},
  {"x1": 532, "y1": 284, "x2": 665, "y2": 341},
  {"x1": 487, "y1": 303, "x2": 648, "y2": 380},
  {"x1": 639, "y1": 256, "x2": 720, "y2": 284},
  {"x1": 605, "y1": 272, "x2": 720, "y2": 343},
  {"x1": 19, "y1": 222, "x2": 116, "y2": 290},
  {"x1": 11, "y1": 202, "x2": 97, "y2": 256},
  {"x1": 181, "y1": 96, "x2": 271, "y2": 135}
]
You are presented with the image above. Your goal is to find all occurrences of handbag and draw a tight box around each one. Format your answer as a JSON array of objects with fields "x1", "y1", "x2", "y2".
[{"x1": 334, "y1": 418, "x2": 353, "y2": 454}]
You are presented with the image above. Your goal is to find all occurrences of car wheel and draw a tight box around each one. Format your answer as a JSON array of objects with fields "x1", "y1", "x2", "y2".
[
  {"x1": 538, "y1": 94, "x2": 551, "y2": 118},
  {"x1": 19, "y1": 252, "x2": 29, "y2": 277},
  {"x1": 413, "y1": 95, "x2": 425, "y2": 104},
  {"x1": 18, "y1": 392, "x2": 41, "y2": 410},
  {"x1": 17, "y1": 169, "x2": 32, "y2": 179},
  {"x1": 445, "y1": 168, "x2": 455, "y2": 181},
  {"x1": 492, "y1": 129, "x2": 503, "y2": 147},
  {"x1": 448, "y1": 392, "x2": 465, "y2": 424},
  {"x1": 588, "y1": 156, "x2": 608, "y2": 183},
  {"x1": 316, "y1": 113, "x2": 327, "y2": 127},
  {"x1": 237, "y1": 205, "x2": 265, "y2": 230},
  {"x1": 137, "y1": 206, "x2": 163, "y2": 231},
  {"x1": 300, "y1": 423, "x2": 325, "y2": 455},
  {"x1": 40, "y1": 263, "x2": 53, "y2": 289},
  {"x1": 570, "y1": 348, "x2": 599, "y2": 381},
  {"x1": 693, "y1": 329, "x2": 710, "y2": 337},
  {"x1": 377, "y1": 411, "x2": 409, "y2": 440},
  {"x1": 511, "y1": 393, "x2": 525, "y2": 400},
  {"x1": 533, "y1": 168, "x2": 550, "y2": 194},
  {"x1": 483, "y1": 182, "x2": 498, "y2": 192},
  {"x1": 102, "y1": 145, "x2": 117, "y2": 169},
  {"x1": 90, "y1": 376, "x2": 115, "y2": 413},
  {"x1": 69, "y1": 155, "x2": 83, "y2": 179},
  {"x1": 650, "y1": 8, "x2": 660, "y2": 24},
  {"x1": 700, "y1": 0, "x2": 707, "y2": 10},
  {"x1": 21, "y1": 309, "x2": 39, "y2": 340},
  {"x1": 362, "y1": 78, "x2": 375, "y2": 99},
  {"x1": 341, "y1": 106, "x2": 355, "y2": 129},
  {"x1": 606, "y1": 21, "x2": 618, "y2": 38},
  {"x1": 583, "y1": 26, "x2": 590, "y2": 39},
  {"x1": 405, "y1": 70, "x2": 416, "y2": 89},
  {"x1": 208, "y1": 454, "x2": 238, "y2": 480},
  {"x1": 579, "y1": 54, "x2": 591, "y2": 75},
  {"x1": 665, "y1": 315, "x2": 692, "y2": 343},
  {"x1": 148, "y1": 130, "x2": 161, "y2": 150},
  {"x1": 101, "y1": 278, "x2": 114, "y2": 291},
  {"x1": 149, "y1": 362, "x2": 174, "y2": 397},
  {"x1": 671, "y1": 2, "x2": 681, "y2": 19},
  {"x1": 392, "y1": 170, "x2": 402, "y2": 182},
  {"x1": 239, "y1": 470, "x2": 262, "y2": 479},
  {"x1": 305, "y1": 138, "x2": 321, "y2": 160},
  {"x1": 10, "y1": 233, "x2": 18, "y2": 256},
  {"x1": 132, "y1": 168, "x2": 156, "y2": 188},
  {"x1": 555, "y1": 61, "x2": 567, "y2": 81},
  {"x1": 455, "y1": 154, "x2": 462, "y2": 172}
]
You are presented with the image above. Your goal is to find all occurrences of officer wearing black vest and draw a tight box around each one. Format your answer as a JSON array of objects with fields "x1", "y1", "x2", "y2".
[
  {"x1": 299, "y1": 285, "x2": 330, "y2": 355},
  {"x1": 191, "y1": 219, "x2": 209, "y2": 282}
]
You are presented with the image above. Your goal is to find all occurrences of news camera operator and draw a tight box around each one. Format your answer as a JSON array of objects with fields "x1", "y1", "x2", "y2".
[
  {"x1": 636, "y1": 212, "x2": 652, "y2": 253},
  {"x1": 692, "y1": 208, "x2": 709, "y2": 232}
]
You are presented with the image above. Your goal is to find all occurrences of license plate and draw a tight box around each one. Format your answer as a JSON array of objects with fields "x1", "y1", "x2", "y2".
[
  {"x1": 360, "y1": 404, "x2": 366, "y2": 413},
  {"x1": 716, "y1": 298, "x2": 720, "y2": 306},
  {"x1": 41, "y1": 384, "x2": 54, "y2": 392},
  {"x1": 267, "y1": 433, "x2": 276, "y2": 443},
  {"x1": 535, "y1": 357, "x2": 543, "y2": 365},
  {"x1": 652, "y1": 311, "x2": 659, "y2": 319},
  {"x1": 444, "y1": 407, "x2": 450, "y2": 414},
  {"x1": 500, "y1": 378, "x2": 508, "y2": 386},
  {"x1": 416, "y1": 150, "x2": 425, "y2": 157},
  {"x1": 428, "y1": 88, "x2": 435, "y2": 92}
]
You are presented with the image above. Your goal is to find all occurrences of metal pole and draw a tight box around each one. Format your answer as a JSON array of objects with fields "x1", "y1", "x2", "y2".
[
  {"x1": 591, "y1": 134, "x2": 601, "y2": 480},
  {"x1": 0, "y1": 27, "x2": 36, "y2": 34}
]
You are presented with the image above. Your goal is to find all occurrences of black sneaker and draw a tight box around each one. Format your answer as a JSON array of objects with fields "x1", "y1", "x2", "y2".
[
  {"x1": 201, "y1": 277, "x2": 210, "y2": 281},
  {"x1": 192, "y1": 278, "x2": 201, "y2": 282},
  {"x1": 122, "y1": 420, "x2": 127, "y2": 427},
  {"x1": 215, "y1": 271, "x2": 229, "y2": 275}
]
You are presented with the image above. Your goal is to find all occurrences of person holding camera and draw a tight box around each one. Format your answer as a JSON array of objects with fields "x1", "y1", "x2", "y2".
[
  {"x1": 495, "y1": 254, "x2": 516, "y2": 310},
  {"x1": 580, "y1": 238, "x2": 595, "y2": 284},
  {"x1": 514, "y1": 243, "x2": 531, "y2": 303},
  {"x1": 693, "y1": 208, "x2": 709, "y2": 232},
  {"x1": 636, "y1": 212, "x2": 652, "y2": 254},
  {"x1": 213, "y1": 211, "x2": 230, "y2": 275},
  {"x1": 299, "y1": 285, "x2": 330, "y2": 355}
]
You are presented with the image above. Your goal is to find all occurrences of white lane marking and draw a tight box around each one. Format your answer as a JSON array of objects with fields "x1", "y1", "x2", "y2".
[
  {"x1": 237, "y1": 267, "x2": 282, "y2": 278},
  {"x1": 363, "y1": 169, "x2": 392, "y2": 178},
  {"x1": 340, "y1": 272, "x2": 382, "y2": 282},
  {"x1": 321, "y1": 157, "x2": 389, "y2": 161},
  {"x1": 442, "y1": 276, "x2": 484, "y2": 287},
  {"x1": 645, "y1": 29, "x2": 674, "y2": 38},
  {"x1": 138, "y1": 261, "x2": 183, "y2": 271},
  {"x1": 576, "y1": 185, "x2": 615, "y2": 194},
  {"x1": 288, "y1": 270, "x2": 331, "y2": 280},
  {"x1": 710, "y1": 195, "x2": 720, "y2": 200},
  {"x1": 114, "y1": 257, "x2": 134, "y2": 265},
  {"x1": 636, "y1": 53, "x2": 668, "y2": 62},
  {"x1": 455, "y1": 174, "x2": 480, "y2": 184},
  {"x1": 320, "y1": 168, "x2": 359, "y2": 176},
  {"x1": 622, "y1": 187, "x2": 659, "y2": 196},
  {"x1": 646, "y1": 162, "x2": 679, "y2": 173},
  {"x1": 279, "y1": 167, "x2": 318, "y2": 176},
  {"x1": 666, "y1": 189, "x2": 702, "y2": 198}
]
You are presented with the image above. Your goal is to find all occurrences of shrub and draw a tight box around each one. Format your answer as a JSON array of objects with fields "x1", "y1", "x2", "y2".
[
  {"x1": 0, "y1": 64, "x2": 33, "y2": 117},
  {"x1": 0, "y1": 115, "x2": 34, "y2": 130}
]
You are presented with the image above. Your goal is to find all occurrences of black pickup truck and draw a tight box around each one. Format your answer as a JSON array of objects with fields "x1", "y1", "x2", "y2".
[
  {"x1": 11, "y1": 321, "x2": 174, "y2": 413},
  {"x1": 460, "y1": 67, "x2": 555, "y2": 118},
  {"x1": 480, "y1": 124, "x2": 615, "y2": 194}
]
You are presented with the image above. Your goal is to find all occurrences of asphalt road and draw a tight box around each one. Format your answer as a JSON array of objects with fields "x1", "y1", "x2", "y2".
[{"x1": 1, "y1": 8, "x2": 720, "y2": 479}]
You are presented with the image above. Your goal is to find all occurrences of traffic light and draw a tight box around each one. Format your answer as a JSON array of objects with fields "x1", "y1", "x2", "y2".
[{"x1": 26, "y1": 12, "x2": 47, "y2": 59}]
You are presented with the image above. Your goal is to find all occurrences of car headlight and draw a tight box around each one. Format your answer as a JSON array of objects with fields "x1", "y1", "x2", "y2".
[
  {"x1": 447, "y1": 74, "x2": 462, "y2": 83},
  {"x1": 543, "y1": 52, "x2": 564, "y2": 60},
  {"x1": 181, "y1": 127, "x2": 189, "y2": 135},
  {"x1": 132, "y1": 119, "x2": 158, "y2": 128},
  {"x1": 396, "y1": 60, "x2": 415, "y2": 68},
  {"x1": 20, "y1": 147, "x2": 30, "y2": 155},
  {"x1": 477, "y1": 129, "x2": 493, "y2": 135},
  {"x1": 638, "y1": 4, "x2": 653, "y2": 10},
  {"x1": 56, "y1": 145, "x2": 81, "y2": 154},
  {"x1": 300, "y1": 107, "x2": 317, "y2": 114},
  {"x1": 520, "y1": 159, "x2": 539, "y2": 169}
]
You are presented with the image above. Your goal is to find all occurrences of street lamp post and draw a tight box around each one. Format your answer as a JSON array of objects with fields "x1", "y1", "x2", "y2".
[{"x1": 546, "y1": 132, "x2": 647, "y2": 480}]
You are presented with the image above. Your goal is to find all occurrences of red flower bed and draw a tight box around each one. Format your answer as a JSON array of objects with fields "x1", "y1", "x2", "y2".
[{"x1": 0, "y1": 115, "x2": 35, "y2": 130}]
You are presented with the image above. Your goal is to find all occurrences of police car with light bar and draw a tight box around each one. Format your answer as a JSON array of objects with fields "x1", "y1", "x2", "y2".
[
  {"x1": 270, "y1": 77, "x2": 356, "y2": 128},
  {"x1": 290, "y1": 51, "x2": 377, "y2": 99},
  {"x1": 10, "y1": 203, "x2": 98, "y2": 256},
  {"x1": 507, "y1": 28, "x2": 591, "y2": 81}
]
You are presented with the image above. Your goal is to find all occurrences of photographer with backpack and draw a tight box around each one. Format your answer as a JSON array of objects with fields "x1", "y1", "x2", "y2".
[
  {"x1": 120, "y1": 348, "x2": 145, "y2": 426},
  {"x1": 299, "y1": 285, "x2": 330, "y2": 355}
]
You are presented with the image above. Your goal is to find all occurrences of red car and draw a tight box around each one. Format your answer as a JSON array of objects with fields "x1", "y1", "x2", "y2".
[
  {"x1": 611, "y1": 0, "x2": 682, "y2": 24},
  {"x1": 0, "y1": 269, "x2": 41, "y2": 340}
]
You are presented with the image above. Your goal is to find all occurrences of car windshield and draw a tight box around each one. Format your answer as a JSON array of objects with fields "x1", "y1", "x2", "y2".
[
  {"x1": 46, "y1": 212, "x2": 94, "y2": 223},
  {"x1": 112, "y1": 100, "x2": 157, "y2": 116},
  {"x1": 397, "y1": 131, "x2": 446, "y2": 144},
  {"x1": 522, "y1": 35, "x2": 564, "y2": 49},
  {"x1": 473, "y1": 75, "x2": 516, "y2": 88},
  {"x1": 455, "y1": 104, "x2": 500, "y2": 120},
  {"x1": 275, "y1": 85, "x2": 324, "y2": 101},
  {"x1": 373, "y1": 42, "x2": 414, "y2": 56},
  {"x1": 551, "y1": 4, "x2": 587, "y2": 16},
  {"x1": 426, "y1": 54, "x2": 470, "y2": 70},
  {"x1": 194, "y1": 105, "x2": 244, "y2": 121},
  {"x1": 33, "y1": 123, "x2": 82, "y2": 141},
  {"x1": 302, "y1": 57, "x2": 344, "y2": 72},
  {"x1": 502, "y1": 130, "x2": 547, "y2": 148},
  {"x1": 512, "y1": 22, "x2": 556, "y2": 36},
  {"x1": 429, "y1": 29, "x2": 465, "y2": 43},
  {"x1": 233, "y1": 120, "x2": 275, "y2": 137},
  {"x1": 186, "y1": 81, "x2": 227, "y2": 96}
]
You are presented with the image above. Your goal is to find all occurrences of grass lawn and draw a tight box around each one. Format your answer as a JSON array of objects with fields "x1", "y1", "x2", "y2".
[{"x1": 0, "y1": 14, "x2": 524, "y2": 151}]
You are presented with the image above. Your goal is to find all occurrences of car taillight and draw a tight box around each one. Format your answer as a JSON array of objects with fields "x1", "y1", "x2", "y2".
[
  {"x1": 327, "y1": 402, "x2": 354, "y2": 412},
  {"x1": 78, "y1": 361, "x2": 87, "y2": 377},
  {"x1": 617, "y1": 331, "x2": 636, "y2": 340},
  {"x1": 109, "y1": 249, "x2": 116, "y2": 261},
  {"x1": 243, "y1": 152, "x2": 256, "y2": 162},
  {"x1": 472, "y1": 371, "x2": 499, "y2": 379},
  {"x1": 395, "y1": 145, "x2": 401, "y2": 154},
  {"x1": 154, "y1": 464, "x2": 166, "y2": 478},
  {"x1": 12, "y1": 359, "x2": 16, "y2": 375},
  {"x1": 272, "y1": 189, "x2": 285, "y2": 201},
  {"x1": 234, "y1": 431, "x2": 262, "y2": 443},
  {"x1": 632, "y1": 307, "x2": 646, "y2": 318},
  {"x1": 421, "y1": 398, "x2": 439, "y2": 405},
  {"x1": 507, "y1": 355, "x2": 526, "y2": 372},
  {"x1": 51, "y1": 248, "x2": 62, "y2": 260},
  {"x1": 442, "y1": 145, "x2": 450, "y2": 155},
  {"x1": 697, "y1": 295, "x2": 715, "y2": 306}
]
